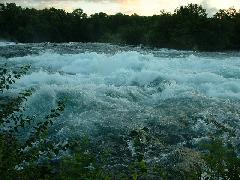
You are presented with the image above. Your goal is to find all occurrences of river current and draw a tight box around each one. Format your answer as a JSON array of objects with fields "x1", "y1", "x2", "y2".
[{"x1": 1, "y1": 42, "x2": 240, "y2": 175}]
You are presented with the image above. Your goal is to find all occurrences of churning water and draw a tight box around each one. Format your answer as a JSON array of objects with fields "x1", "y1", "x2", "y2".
[{"x1": 1, "y1": 42, "x2": 240, "y2": 173}]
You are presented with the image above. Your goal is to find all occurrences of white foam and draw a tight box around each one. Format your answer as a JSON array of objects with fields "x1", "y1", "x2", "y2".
[
  {"x1": 3, "y1": 47, "x2": 240, "y2": 144},
  {"x1": 0, "y1": 41, "x2": 16, "y2": 46},
  {"x1": 9, "y1": 51, "x2": 240, "y2": 101}
]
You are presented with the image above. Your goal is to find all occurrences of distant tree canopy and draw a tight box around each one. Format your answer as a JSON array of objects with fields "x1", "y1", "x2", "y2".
[{"x1": 1, "y1": 3, "x2": 240, "y2": 51}]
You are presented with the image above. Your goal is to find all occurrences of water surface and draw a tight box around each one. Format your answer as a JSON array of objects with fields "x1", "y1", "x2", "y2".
[{"x1": 1, "y1": 42, "x2": 240, "y2": 174}]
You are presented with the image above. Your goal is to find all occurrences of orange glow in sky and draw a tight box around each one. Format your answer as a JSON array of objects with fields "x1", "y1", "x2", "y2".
[
  {"x1": 2, "y1": 0, "x2": 240, "y2": 15},
  {"x1": 119, "y1": 0, "x2": 139, "y2": 14}
]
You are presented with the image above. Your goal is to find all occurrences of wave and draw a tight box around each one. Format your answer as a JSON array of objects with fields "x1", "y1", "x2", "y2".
[
  {"x1": 9, "y1": 51, "x2": 240, "y2": 100},
  {"x1": 0, "y1": 41, "x2": 16, "y2": 46},
  {"x1": 0, "y1": 45, "x2": 238, "y2": 157}
]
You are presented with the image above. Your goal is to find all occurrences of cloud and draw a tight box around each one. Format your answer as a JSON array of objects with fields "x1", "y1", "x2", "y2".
[{"x1": 1, "y1": 0, "x2": 240, "y2": 15}]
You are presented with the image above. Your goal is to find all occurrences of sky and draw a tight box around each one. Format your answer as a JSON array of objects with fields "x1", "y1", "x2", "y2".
[{"x1": 1, "y1": 0, "x2": 240, "y2": 16}]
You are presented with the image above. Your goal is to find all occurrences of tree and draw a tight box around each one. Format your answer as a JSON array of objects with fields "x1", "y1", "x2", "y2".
[
  {"x1": 214, "y1": 8, "x2": 237, "y2": 19},
  {"x1": 72, "y1": 8, "x2": 87, "y2": 19},
  {"x1": 174, "y1": 3, "x2": 207, "y2": 18},
  {"x1": 1, "y1": 2, "x2": 240, "y2": 51}
]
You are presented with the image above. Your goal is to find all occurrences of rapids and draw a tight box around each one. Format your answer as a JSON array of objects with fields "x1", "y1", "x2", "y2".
[{"x1": 1, "y1": 42, "x2": 240, "y2": 174}]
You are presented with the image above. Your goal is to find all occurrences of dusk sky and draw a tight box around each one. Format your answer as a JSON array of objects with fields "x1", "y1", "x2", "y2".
[{"x1": 1, "y1": 0, "x2": 240, "y2": 15}]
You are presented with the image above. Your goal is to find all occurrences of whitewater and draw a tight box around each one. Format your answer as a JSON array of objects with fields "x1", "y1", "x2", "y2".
[{"x1": 1, "y1": 42, "x2": 240, "y2": 172}]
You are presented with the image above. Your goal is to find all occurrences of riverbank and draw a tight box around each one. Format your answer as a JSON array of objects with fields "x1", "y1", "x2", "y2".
[{"x1": 1, "y1": 3, "x2": 240, "y2": 51}]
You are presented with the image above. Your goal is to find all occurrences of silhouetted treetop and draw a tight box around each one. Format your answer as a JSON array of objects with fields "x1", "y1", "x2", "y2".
[
  {"x1": 174, "y1": 4, "x2": 207, "y2": 18},
  {"x1": 72, "y1": 8, "x2": 87, "y2": 18}
]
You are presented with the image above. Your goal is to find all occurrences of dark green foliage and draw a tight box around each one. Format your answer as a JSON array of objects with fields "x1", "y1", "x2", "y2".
[
  {"x1": 0, "y1": 65, "x2": 31, "y2": 124},
  {"x1": 56, "y1": 138, "x2": 109, "y2": 180},
  {"x1": 1, "y1": 3, "x2": 240, "y2": 50},
  {"x1": 0, "y1": 65, "x2": 67, "y2": 179},
  {"x1": 201, "y1": 138, "x2": 240, "y2": 179},
  {"x1": 0, "y1": 64, "x2": 30, "y2": 92}
]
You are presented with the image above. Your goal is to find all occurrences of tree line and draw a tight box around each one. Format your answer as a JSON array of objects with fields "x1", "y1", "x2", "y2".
[{"x1": 1, "y1": 3, "x2": 240, "y2": 51}]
